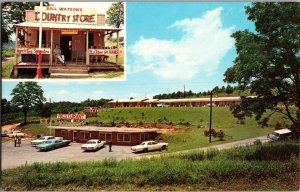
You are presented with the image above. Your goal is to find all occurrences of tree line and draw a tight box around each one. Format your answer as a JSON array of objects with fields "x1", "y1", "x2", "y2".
[{"x1": 153, "y1": 85, "x2": 250, "y2": 99}]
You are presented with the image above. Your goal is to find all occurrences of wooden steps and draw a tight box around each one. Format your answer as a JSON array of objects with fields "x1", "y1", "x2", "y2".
[
  {"x1": 49, "y1": 67, "x2": 89, "y2": 78},
  {"x1": 50, "y1": 73, "x2": 90, "y2": 79}
]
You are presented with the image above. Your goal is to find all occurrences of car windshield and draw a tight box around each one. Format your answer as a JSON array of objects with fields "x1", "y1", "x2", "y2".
[
  {"x1": 39, "y1": 137, "x2": 46, "y2": 140},
  {"x1": 140, "y1": 142, "x2": 146, "y2": 145},
  {"x1": 87, "y1": 141, "x2": 96, "y2": 144},
  {"x1": 272, "y1": 133, "x2": 280, "y2": 137}
]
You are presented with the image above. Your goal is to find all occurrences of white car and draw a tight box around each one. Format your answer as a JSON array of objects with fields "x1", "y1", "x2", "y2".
[
  {"x1": 81, "y1": 139, "x2": 106, "y2": 151},
  {"x1": 131, "y1": 141, "x2": 168, "y2": 153},
  {"x1": 7, "y1": 131, "x2": 25, "y2": 138},
  {"x1": 31, "y1": 136, "x2": 55, "y2": 146}
]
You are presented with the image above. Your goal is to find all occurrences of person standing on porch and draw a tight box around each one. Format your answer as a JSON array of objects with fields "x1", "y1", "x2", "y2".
[{"x1": 54, "y1": 44, "x2": 65, "y2": 65}]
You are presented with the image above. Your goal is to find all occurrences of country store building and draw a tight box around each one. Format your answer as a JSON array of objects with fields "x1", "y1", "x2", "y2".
[
  {"x1": 13, "y1": 6, "x2": 122, "y2": 78},
  {"x1": 51, "y1": 126, "x2": 159, "y2": 145}
]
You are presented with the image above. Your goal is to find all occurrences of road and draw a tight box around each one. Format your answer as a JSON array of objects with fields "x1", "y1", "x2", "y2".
[{"x1": 1, "y1": 136, "x2": 269, "y2": 170}]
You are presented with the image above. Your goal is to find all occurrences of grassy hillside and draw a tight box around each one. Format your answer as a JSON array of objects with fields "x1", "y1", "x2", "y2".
[
  {"x1": 2, "y1": 141, "x2": 298, "y2": 191},
  {"x1": 85, "y1": 107, "x2": 282, "y2": 151}
]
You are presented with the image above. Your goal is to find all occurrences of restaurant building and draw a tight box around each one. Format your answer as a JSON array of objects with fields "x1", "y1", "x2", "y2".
[
  {"x1": 13, "y1": 6, "x2": 123, "y2": 78},
  {"x1": 108, "y1": 96, "x2": 255, "y2": 108},
  {"x1": 51, "y1": 126, "x2": 159, "y2": 145}
]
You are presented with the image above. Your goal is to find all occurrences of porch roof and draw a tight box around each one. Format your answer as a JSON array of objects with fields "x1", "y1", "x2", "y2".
[{"x1": 15, "y1": 21, "x2": 121, "y2": 31}]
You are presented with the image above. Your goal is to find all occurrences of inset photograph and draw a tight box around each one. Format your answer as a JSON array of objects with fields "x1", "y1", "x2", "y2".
[{"x1": 2, "y1": 2, "x2": 125, "y2": 79}]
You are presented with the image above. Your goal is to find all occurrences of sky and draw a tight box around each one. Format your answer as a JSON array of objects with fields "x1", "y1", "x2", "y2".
[{"x1": 2, "y1": 2, "x2": 255, "y2": 102}]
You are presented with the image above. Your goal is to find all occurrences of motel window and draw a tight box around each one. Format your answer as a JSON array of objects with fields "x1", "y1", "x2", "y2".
[
  {"x1": 80, "y1": 131, "x2": 90, "y2": 139},
  {"x1": 140, "y1": 133, "x2": 149, "y2": 141},
  {"x1": 99, "y1": 133, "x2": 112, "y2": 142},
  {"x1": 99, "y1": 133, "x2": 106, "y2": 141},
  {"x1": 61, "y1": 130, "x2": 66, "y2": 136},
  {"x1": 106, "y1": 133, "x2": 112, "y2": 142},
  {"x1": 117, "y1": 133, "x2": 130, "y2": 142}
]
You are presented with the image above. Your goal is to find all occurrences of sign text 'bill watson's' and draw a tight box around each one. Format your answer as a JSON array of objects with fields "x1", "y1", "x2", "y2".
[
  {"x1": 34, "y1": 6, "x2": 97, "y2": 24},
  {"x1": 57, "y1": 114, "x2": 86, "y2": 120}
]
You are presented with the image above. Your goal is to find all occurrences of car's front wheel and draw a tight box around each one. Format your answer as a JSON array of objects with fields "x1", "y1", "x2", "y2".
[
  {"x1": 162, "y1": 145, "x2": 166, "y2": 150},
  {"x1": 143, "y1": 148, "x2": 148, "y2": 153}
]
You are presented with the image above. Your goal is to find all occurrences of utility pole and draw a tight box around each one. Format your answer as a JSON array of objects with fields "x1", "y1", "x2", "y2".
[
  {"x1": 209, "y1": 91, "x2": 213, "y2": 143},
  {"x1": 49, "y1": 98, "x2": 52, "y2": 135},
  {"x1": 183, "y1": 84, "x2": 185, "y2": 98}
]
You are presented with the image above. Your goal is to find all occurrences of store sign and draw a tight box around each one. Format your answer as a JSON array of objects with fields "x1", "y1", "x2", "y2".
[
  {"x1": 34, "y1": 6, "x2": 97, "y2": 24},
  {"x1": 84, "y1": 107, "x2": 99, "y2": 113},
  {"x1": 17, "y1": 48, "x2": 51, "y2": 54},
  {"x1": 89, "y1": 49, "x2": 118, "y2": 55},
  {"x1": 61, "y1": 30, "x2": 78, "y2": 35},
  {"x1": 57, "y1": 114, "x2": 86, "y2": 120}
]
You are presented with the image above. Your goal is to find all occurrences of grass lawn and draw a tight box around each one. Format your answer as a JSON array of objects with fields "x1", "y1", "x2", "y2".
[
  {"x1": 2, "y1": 57, "x2": 14, "y2": 78},
  {"x1": 2, "y1": 141, "x2": 298, "y2": 191}
]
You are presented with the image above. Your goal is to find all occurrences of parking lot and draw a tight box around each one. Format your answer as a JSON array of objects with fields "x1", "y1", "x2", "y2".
[{"x1": 2, "y1": 140, "x2": 143, "y2": 169}]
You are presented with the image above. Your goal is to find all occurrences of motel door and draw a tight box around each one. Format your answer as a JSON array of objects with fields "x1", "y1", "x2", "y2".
[
  {"x1": 60, "y1": 35, "x2": 72, "y2": 61},
  {"x1": 73, "y1": 131, "x2": 78, "y2": 142}
]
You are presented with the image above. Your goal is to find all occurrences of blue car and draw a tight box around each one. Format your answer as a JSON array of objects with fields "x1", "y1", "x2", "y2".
[{"x1": 36, "y1": 139, "x2": 71, "y2": 151}]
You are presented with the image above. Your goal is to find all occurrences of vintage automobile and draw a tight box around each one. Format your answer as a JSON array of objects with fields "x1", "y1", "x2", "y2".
[
  {"x1": 81, "y1": 139, "x2": 106, "y2": 151},
  {"x1": 7, "y1": 131, "x2": 25, "y2": 138},
  {"x1": 31, "y1": 136, "x2": 56, "y2": 146},
  {"x1": 268, "y1": 129, "x2": 292, "y2": 141},
  {"x1": 1, "y1": 131, "x2": 8, "y2": 137},
  {"x1": 131, "y1": 140, "x2": 168, "y2": 153},
  {"x1": 36, "y1": 138, "x2": 71, "y2": 151}
]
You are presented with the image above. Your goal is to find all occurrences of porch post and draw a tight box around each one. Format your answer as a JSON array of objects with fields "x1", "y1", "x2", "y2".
[
  {"x1": 50, "y1": 30, "x2": 53, "y2": 65},
  {"x1": 14, "y1": 27, "x2": 19, "y2": 66},
  {"x1": 116, "y1": 31, "x2": 120, "y2": 65},
  {"x1": 14, "y1": 27, "x2": 19, "y2": 78},
  {"x1": 86, "y1": 31, "x2": 89, "y2": 65}
]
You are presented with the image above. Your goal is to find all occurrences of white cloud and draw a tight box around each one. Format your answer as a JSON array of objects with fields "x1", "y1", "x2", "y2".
[
  {"x1": 89, "y1": 90, "x2": 105, "y2": 99},
  {"x1": 129, "y1": 7, "x2": 234, "y2": 80},
  {"x1": 57, "y1": 89, "x2": 70, "y2": 95}
]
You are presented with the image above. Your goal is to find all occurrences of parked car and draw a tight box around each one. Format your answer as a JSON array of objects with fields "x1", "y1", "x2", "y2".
[
  {"x1": 1, "y1": 131, "x2": 8, "y2": 137},
  {"x1": 7, "y1": 131, "x2": 25, "y2": 138},
  {"x1": 81, "y1": 139, "x2": 106, "y2": 151},
  {"x1": 131, "y1": 141, "x2": 168, "y2": 153},
  {"x1": 31, "y1": 136, "x2": 55, "y2": 146},
  {"x1": 268, "y1": 128, "x2": 292, "y2": 141},
  {"x1": 36, "y1": 138, "x2": 71, "y2": 151}
]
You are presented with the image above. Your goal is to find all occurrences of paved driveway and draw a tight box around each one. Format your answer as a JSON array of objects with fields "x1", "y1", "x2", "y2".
[
  {"x1": 2, "y1": 140, "x2": 143, "y2": 169},
  {"x1": 2, "y1": 136, "x2": 269, "y2": 170}
]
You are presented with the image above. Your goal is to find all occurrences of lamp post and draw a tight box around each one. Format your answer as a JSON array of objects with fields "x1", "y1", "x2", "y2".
[
  {"x1": 34, "y1": 2, "x2": 44, "y2": 79},
  {"x1": 49, "y1": 98, "x2": 52, "y2": 135},
  {"x1": 209, "y1": 91, "x2": 213, "y2": 143}
]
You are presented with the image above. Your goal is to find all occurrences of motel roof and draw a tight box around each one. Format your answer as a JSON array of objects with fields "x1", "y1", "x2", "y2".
[
  {"x1": 48, "y1": 126, "x2": 159, "y2": 133},
  {"x1": 15, "y1": 22, "x2": 121, "y2": 31},
  {"x1": 108, "y1": 96, "x2": 256, "y2": 104},
  {"x1": 109, "y1": 98, "x2": 149, "y2": 103}
]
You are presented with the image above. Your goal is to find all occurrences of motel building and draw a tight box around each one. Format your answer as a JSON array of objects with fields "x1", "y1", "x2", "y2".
[
  {"x1": 107, "y1": 96, "x2": 255, "y2": 108},
  {"x1": 13, "y1": 6, "x2": 122, "y2": 78},
  {"x1": 53, "y1": 113, "x2": 159, "y2": 145}
]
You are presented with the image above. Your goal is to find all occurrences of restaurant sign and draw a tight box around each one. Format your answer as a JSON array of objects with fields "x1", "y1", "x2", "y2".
[
  {"x1": 89, "y1": 49, "x2": 118, "y2": 55},
  {"x1": 57, "y1": 114, "x2": 86, "y2": 120},
  {"x1": 17, "y1": 48, "x2": 51, "y2": 54},
  {"x1": 34, "y1": 6, "x2": 97, "y2": 24}
]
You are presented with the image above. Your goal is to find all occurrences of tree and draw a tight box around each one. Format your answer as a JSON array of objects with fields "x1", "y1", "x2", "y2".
[
  {"x1": 10, "y1": 82, "x2": 46, "y2": 123},
  {"x1": 225, "y1": 85, "x2": 234, "y2": 94},
  {"x1": 106, "y1": 2, "x2": 124, "y2": 28},
  {"x1": 2, "y1": 2, "x2": 49, "y2": 45},
  {"x1": 224, "y1": 3, "x2": 300, "y2": 132},
  {"x1": 1, "y1": 98, "x2": 11, "y2": 114}
]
